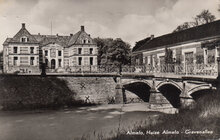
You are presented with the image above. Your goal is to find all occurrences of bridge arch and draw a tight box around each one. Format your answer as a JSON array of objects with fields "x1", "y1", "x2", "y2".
[
  {"x1": 157, "y1": 82, "x2": 182, "y2": 108},
  {"x1": 188, "y1": 84, "x2": 215, "y2": 100},
  {"x1": 122, "y1": 79, "x2": 152, "y2": 88},
  {"x1": 156, "y1": 81, "x2": 183, "y2": 92},
  {"x1": 123, "y1": 81, "x2": 151, "y2": 103}
]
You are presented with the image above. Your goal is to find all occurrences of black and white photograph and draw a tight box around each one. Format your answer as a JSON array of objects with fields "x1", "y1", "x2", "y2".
[{"x1": 0, "y1": 0, "x2": 220, "y2": 139}]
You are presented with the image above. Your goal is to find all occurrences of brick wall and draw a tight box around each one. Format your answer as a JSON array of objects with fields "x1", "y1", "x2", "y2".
[{"x1": 58, "y1": 76, "x2": 117, "y2": 104}]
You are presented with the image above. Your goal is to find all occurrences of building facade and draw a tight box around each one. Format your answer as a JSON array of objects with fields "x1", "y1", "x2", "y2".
[
  {"x1": 132, "y1": 20, "x2": 220, "y2": 74},
  {"x1": 3, "y1": 23, "x2": 98, "y2": 73}
]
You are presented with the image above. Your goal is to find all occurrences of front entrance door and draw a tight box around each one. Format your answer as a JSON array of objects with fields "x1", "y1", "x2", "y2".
[{"x1": 51, "y1": 59, "x2": 56, "y2": 69}]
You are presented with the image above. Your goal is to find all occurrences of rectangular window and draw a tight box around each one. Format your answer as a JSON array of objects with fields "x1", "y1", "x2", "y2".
[
  {"x1": 45, "y1": 50, "x2": 48, "y2": 56},
  {"x1": 21, "y1": 38, "x2": 26, "y2": 42},
  {"x1": 90, "y1": 57, "x2": 93, "y2": 65},
  {"x1": 58, "y1": 51, "x2": 62, "y2": 56},
  {"x1": 30, "y1": 47, "x2": 34, "y2": 54},
  {"x1": 58, "y1": 59, "x2": 62, "y2": 67},
  {"x1": 30, "y1": 57, "x2": 34, "y2": 65},
  {"x1": 78, "y1": 57, "x2": 82, "y2": 65},
  {"x1": 185, "y1": 52, "x2": 194, "y2": 64},
  {"x1": 13, "y1": 57, "x2": 18, "y2": 66},
  {"x1": 13, "y1": 47, "x2": 18, "y2": 53},
  {"x1": 78, "y1": 48, "x2": 82, "y2": 54},
  {"x1": 89, "y1": 48, "x2": 93, "y2": 54}
]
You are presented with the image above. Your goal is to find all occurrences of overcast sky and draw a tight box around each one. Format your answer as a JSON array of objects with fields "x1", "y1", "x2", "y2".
[{"x1": 0, "y1": 0, "x2": 219, "y2": 50}]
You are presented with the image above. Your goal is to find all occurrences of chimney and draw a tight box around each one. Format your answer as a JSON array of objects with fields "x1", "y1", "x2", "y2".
[
  {"x1": 81, "y1": 26, "x2": 85, "y2": 31},
  {"x1": 150, "y1": 34, "x2": 154, "y2": 40},
  {"x1": 22, "y1": 23, "x2": 25, "y2": 28},
  {"x1": 56, "y1": 33, "x2": 59, "y2": 36},
  {"x1": 70, "y1": 33, "x2": 73, "y2": 36}
]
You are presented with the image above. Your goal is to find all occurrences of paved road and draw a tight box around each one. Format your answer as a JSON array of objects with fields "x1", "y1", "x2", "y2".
[{"x1": 0, "y1": 103, "x2": 169, "y2": 140}]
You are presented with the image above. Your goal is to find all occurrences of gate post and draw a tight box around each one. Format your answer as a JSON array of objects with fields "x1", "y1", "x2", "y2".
[
  {"x1": 40, "y1": 63, "x2": 46, "y2": 77},
  {"x1": 115, "y1": 76, "x2": 124, "y2": 104},
  {"x1": 217, "y1": 57, "x2": 220, "y2": 93}
]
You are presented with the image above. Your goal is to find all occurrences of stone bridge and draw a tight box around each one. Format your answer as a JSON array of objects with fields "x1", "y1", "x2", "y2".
[
  {"x1": 115, "y1": 74, "x2": 217, "y2": 108},
  {"x1": 19, "y1": 72, "x2": 218, "y2": 109}
]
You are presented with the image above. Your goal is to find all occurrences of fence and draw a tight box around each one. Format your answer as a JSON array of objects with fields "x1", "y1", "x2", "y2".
[{"x1": 44, "y1": 64, "x2": 218, "y2": 76}]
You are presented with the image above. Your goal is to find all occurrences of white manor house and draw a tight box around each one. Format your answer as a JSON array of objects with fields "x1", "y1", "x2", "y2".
[{"x1": 3, "y1": 23, "x2": 98, "y2": 73}]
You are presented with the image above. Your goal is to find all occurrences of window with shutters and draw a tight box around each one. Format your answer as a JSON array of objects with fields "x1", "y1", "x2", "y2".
[
  {"x1": 14, "y1": 57, "x2": 18, "y2": 66},
  {"x1": 78, "y1": 48, "x2": 82, "y2": 54},
  {"x1": 89, "y1": 48, "x2": 93, "y2": 54},
  {"x1": 58, "y1": 51, "x2": 62, "y2": 56},
  {"x1": 58, "y1": 59, "x2": 62, "y2": 67},
  {"x1": 13, "y1": 47, "x2": 18, "y2": 54},
  {"x1": 90, "y1": 57, "x2": 93, "y2": 65},
  {"x1": 30, "y1": 47, "x2": 34, "y2": 54},
  {"x1": 30, "y1": 57, "x2": 34, "y2": 65},
  {"x1": 45, "y1": 50, "x2": 48, "y2": 56},
  {"x1": 78, "y1": 57, "x2": 82, "y2": 65}
]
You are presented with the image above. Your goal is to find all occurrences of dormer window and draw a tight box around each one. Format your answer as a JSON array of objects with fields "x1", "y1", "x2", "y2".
[{"x1": 21, "y1": 36, "x2": 28, "y2": 42}]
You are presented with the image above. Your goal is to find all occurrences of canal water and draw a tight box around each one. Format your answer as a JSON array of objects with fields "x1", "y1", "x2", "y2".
[{"x1": 0, "y1": 103, "x2": 177, "y2": 140}]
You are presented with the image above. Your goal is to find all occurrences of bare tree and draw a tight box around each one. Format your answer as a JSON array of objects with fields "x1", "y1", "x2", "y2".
[
  {"x1": 173, "y1": 22, "x2": 193, "y2": 33},
  {"x1": 193, "y1": 10, "x2": 216, "y2": 26},
  {"x1": 173, "y1": 9, "x2": 216, "y2": 32}
]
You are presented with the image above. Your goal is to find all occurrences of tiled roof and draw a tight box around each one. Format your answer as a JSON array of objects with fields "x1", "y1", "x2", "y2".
[
  {"x1": 3, "y1": 38, "x2": 12, "y2": 45},
  {"x1": 68, "y1": 30, "x2": 95, "y2": 46},
  {"x1": 3, "y1": 24, "x2": 96, "y2": 47},
  {"x1": 134, "y1": 20, "x2": 220, "y2": 52},
  {"x1": 132, "y1": 37, "x2": 151, "y2": 52},
  {"x1": 68, "y1": 31, "x2": 81, "y2": 46},
  {"x1": 9, "y1": 26, "x2": 38, "y2": 44},
  {"x1": 33, "y1": 35, "x2": 71, "y2": 47}
]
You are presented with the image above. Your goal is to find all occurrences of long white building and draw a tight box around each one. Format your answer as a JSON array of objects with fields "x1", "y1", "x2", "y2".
[{"x1": 3, "y1": 23, "x2": 98, "y2": 73}]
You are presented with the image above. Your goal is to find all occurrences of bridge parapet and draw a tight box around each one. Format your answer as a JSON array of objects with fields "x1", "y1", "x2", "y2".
[{"x1": 35, "y1": 63, "x2": 218, "y2": 78}]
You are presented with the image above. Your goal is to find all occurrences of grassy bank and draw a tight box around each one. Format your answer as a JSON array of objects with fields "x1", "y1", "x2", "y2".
[
  {"x1": 109, "y1": 92, "x2": 220, "y2": 140},
  {"x1": 0, "y1": 75, "x2": 95, "y2": 110}
]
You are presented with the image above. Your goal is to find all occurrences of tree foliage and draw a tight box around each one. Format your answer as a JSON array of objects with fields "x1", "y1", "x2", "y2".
[
  {"x1": 173, "y1": 10, "x2": 216, "y2": 32},
  {"x1": 194, "y1": 10, "x2": 216, "y2": 26},
  {"x1": 94, "y1": 38, "x2": 131, "y2": 66}
]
